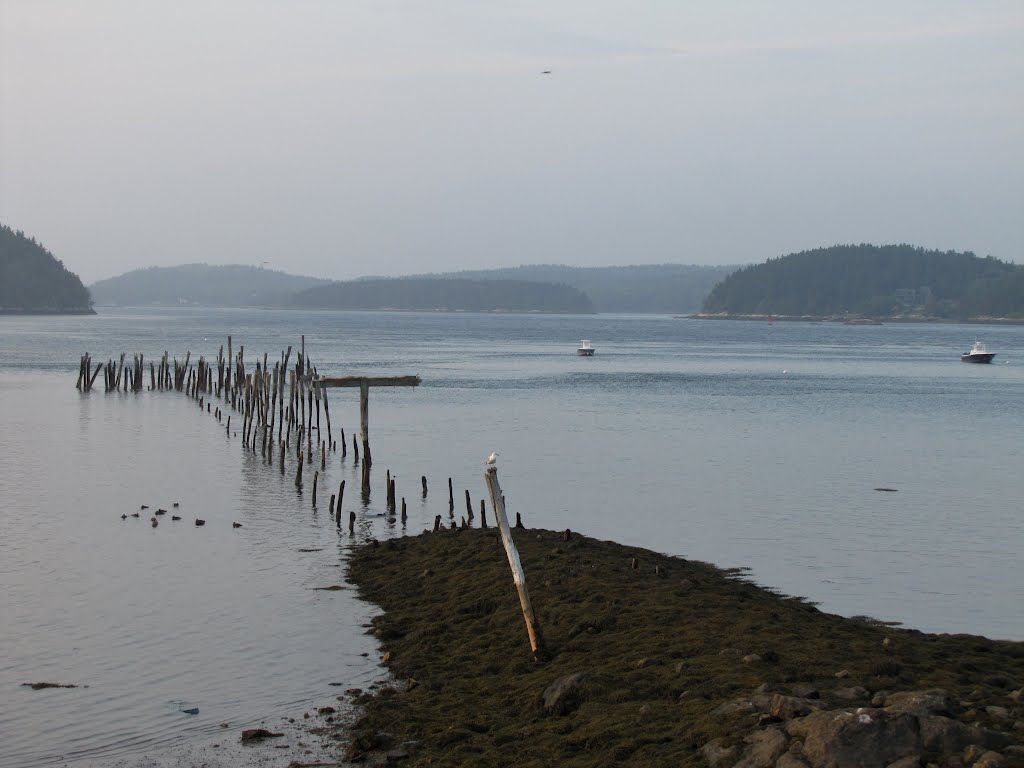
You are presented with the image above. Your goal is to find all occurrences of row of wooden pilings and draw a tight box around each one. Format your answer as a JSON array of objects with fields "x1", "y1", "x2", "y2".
[{"x1": 74, "y1": 336, "x2": 524, "y2": 534}]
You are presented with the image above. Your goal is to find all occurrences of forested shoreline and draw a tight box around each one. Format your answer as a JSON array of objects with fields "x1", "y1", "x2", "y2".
[
  {"x1": 701, "y1": 244, "x2": 1024, "y2": 320},
  {"x1": 0, "y1": 224, "x2": 93, "y2": 314}
]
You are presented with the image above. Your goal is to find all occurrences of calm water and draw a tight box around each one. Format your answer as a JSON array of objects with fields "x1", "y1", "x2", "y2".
[{"x1": 2, "y1": 308, "x2": 1023, "y2": 766}]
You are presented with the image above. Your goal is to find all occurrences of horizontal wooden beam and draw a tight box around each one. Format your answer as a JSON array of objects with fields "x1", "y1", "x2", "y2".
[{"x1": 315, "y1": 375, "x2": 421, "y2": 388}]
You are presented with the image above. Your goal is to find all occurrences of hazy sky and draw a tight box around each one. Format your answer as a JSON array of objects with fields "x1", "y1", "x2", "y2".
[{"x1": 2, "y1": 1, "x2": 1022, "y2": 284}]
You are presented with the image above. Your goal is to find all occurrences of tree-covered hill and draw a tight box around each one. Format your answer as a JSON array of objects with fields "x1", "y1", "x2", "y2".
[
  {"x1": 0, "y1": 224, "x2": 93, "y2": 313},
  {"x1": 434, "y1": 264, "x2": 735, "y2": 314},
  {"x1": 293, "y1": 277, "x2": 594, "y2": 314},
  {"x1": 701, "y1": 244, "x2": 1024, "y2": 319},
  {"x1": 89, "y1": 264, "x2": 330, "y2": 307}
]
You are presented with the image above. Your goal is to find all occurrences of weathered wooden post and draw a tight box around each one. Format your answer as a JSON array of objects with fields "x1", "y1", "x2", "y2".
[
  {"x1": 359, "y1": 380, "x2": 371, "y2": 467},
  {"x1": 484, "y1": 461, "x2": 546, "y2": 661},
  {"x1": 421, "y1": 475, "x2": 427, "y2": 497}
]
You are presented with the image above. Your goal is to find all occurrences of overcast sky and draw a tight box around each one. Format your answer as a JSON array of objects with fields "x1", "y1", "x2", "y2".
[{"x1": 1, "y1": 1, "x2": 1022, "y2": 284}]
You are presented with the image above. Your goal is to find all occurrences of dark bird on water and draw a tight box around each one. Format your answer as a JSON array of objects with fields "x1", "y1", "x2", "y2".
[
  {"x1": 173, "y1": 502, "x2": 179, "y2": 508},
  {"x1": 131, "y1": 513, "x2": 140, "y2": 518},
  {"x1": 151, "y1": 517, "x2": 158, "y2": 527},
  {"x1": 140, "y1": 505, "x2": 149, "y2": 510},
  {"x1": 195, "y1": 519, "x2": 206, "y2": 526},
  {"x1": 155, "y1": 509, "x2": 167, "y2": 515},
  {"x1": 121, "y1": 514, "x2": 127, "y2": 520},
  {"x1": 171, "y1": 515, "x2": 181, "y2": 521},
  {"x1": 232, "y1": 522, "x2": 242, "y2": 528},
  {"x1": 541, "y1": 70, "x2": 551, "y2": 74}
]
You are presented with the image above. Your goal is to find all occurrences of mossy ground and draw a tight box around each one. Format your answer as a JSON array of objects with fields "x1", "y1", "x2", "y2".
[{"x1": 329, "y1": 527, "x2": 1024, "y2": 767}]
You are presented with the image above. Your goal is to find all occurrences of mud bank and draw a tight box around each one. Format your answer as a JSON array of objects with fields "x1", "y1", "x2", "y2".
[{"x1": 321, "y1": 527, "x2": 1024, "y2": 767}]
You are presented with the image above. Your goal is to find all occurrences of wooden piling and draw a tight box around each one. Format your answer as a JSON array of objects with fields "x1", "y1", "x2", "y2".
[
  {"x1": 465, "y1": 489, "x2": 472, "y2": 518},
  {"x1": 401, "y1": 497, "x2": 407, "y2": 524},
  {"x1": 312, "y1": 471, "x2": 318, "y2": 506},
  {"x1": 322, "y1": 387, "x2": 332, "y2": 447},
  {"x1": 329, "y1": 493, "x2": 335, "y2": 515},
  {"x1": 448, "y1": 478, "x2": 454, "y2": 511},
  {"x1": 421, "y1": 475, "x2": 427, "y2": 497},
  {"x1": 348, "y1": 509, "x2": 355, "y2": 534},
  {"x1": 359, "y1": 380, "x2": 371, "y2": 467}
]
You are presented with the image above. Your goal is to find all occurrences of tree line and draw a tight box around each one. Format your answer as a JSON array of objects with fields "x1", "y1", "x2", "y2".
[
  {"x1": 0, "y1": 224, "x2": 93, "y2": 313},
  {"x1": 701, "y1": 244, "x2": 1023, "y2": 318},
  {"x1": 293, "y1": 277, "x2": 594, "y2": 313}
]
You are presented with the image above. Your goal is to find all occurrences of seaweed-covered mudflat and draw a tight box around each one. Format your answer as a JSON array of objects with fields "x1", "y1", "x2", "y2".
[{"x1": 317, "y1": 527, "x2": 1024, "y2": 767}]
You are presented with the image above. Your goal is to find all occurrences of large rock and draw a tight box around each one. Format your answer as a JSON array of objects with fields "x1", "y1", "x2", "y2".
[
  {"x1": 712, "y1": 695, "x2": 773, "y2": 717},
  {"x1": 701, "y1": 737, "x2": 738, "y2": 768},
  {"x1": 539, "y1": 672, "x2": 588, "y2": 715},
  {"x1": 884, "y1": 689, "x2": 956, "y2": 718},
  {"x1": 733, "y1": 728, "x2": 788, "y2": 768},
  {"x1": 917, "y1": 715, "x2": 1014, "y2": 753},
  {"x1": 772, "y1": 694, "x2": 823, "y2": 720},
  {"x1": 785, "y1": 708, "x2": 922, "y2": 768}
]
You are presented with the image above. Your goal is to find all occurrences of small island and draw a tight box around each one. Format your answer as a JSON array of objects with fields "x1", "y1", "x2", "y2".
[
  {"x1": 0, "y1": 224, "x2": 94, "y2": 314},
  {"x1": 698, "y1": 244, "x2": 1024, "y2": 323},
  {"x1": 292, "y1": 276, "x2": 595, "y2": 314}
]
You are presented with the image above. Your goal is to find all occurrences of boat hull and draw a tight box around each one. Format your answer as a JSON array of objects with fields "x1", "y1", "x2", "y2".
[
  {"x1": 577, "y1": 349, "x2": 594, "y2": 356},
  {"x1": 961, "y1": 353, "x2": 995, "y2": 363}
]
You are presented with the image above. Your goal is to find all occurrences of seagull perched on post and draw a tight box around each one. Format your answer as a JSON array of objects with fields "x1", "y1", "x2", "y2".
[{"x1": 485, "y1": 452, "x2": 498, "y2": 466}]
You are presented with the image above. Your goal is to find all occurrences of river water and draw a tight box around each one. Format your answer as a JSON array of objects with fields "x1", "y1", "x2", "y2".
[{"x1": 2, "y1": 308, "x2": 1023, "y2": 766}]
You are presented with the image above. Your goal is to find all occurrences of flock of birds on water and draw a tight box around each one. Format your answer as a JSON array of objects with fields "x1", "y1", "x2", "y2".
[
  {"x1": 120, "y1": 502, "x2": 242, "y2": 529},
  {"x1": 119, "y1": 453, "x2": 502, "y2": 532}
]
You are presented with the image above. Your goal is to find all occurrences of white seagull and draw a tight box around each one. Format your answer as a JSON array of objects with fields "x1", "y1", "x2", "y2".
[{"x1": 485, "y1": 452, "x2": 499, "y2": 466}]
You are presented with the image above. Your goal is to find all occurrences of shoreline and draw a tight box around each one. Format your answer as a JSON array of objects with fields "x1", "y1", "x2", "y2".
[{"x1": 315, "y1": 527, "x2": 1024, "y2": 767}]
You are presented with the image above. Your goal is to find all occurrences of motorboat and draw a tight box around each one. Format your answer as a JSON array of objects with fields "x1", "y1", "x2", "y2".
[
  {"x1": 576, "y1": 340, "x2": 595, "y2": 356},
  {"x1": 961, "y1": 340, "x2": 995, "y2": 364}
]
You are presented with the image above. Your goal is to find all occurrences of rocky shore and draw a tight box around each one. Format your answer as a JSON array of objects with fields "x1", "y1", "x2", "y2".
[{"x1": 316, "y1": 527, "x2": 1024, "y2": 768}]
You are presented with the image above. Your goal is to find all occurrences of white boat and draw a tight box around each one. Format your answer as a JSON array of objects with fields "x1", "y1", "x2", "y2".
[
  {"x1": 960, "y1": 340, "x2": 995, "y2": 364},
  {"x1": 576, "y1": 340, "x2": 595, "y2": 356}
]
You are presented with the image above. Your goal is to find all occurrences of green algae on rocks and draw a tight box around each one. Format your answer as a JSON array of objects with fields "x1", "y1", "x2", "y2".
[{"x1": 331, "y1": 528, "x2": 1024, "y2": 767}]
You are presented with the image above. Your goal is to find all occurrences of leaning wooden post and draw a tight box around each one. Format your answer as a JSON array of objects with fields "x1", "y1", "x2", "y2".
[{"x1": 484, "y1": 462, "x2": 547, "y2": 661}]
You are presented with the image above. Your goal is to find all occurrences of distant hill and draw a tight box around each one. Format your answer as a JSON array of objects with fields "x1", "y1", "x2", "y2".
[
  {"x1": 701, "y1": 244, "x2": 1024, "y2": 319},
  {"x1": 0, "y1": 224, "x2": 93, "y2": 314},
  {"x1": 293, "y1": 277, "x2": 594, "y2": 314},
  {"x1": 89, "y1": 262, "x2": 733, "y2": 314},
  {"x1": 433, "y1": 264, "x2": 735, "y2": 313},
  {"x1": 89, "y1": 264, "x2": 330, "y2": 307}
]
